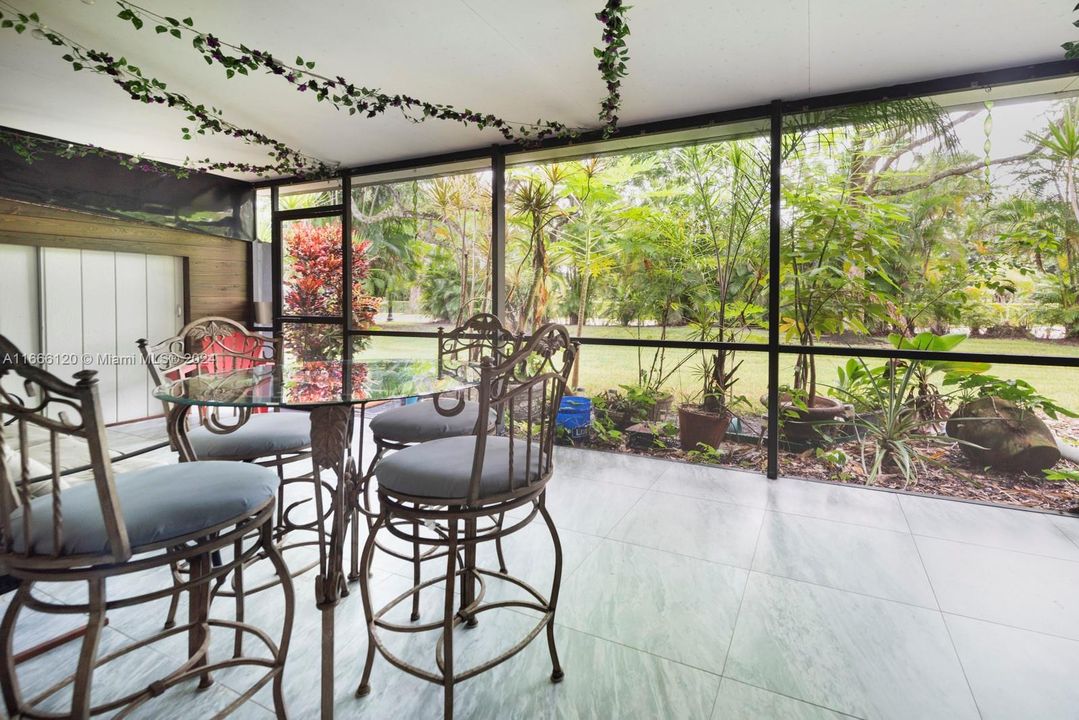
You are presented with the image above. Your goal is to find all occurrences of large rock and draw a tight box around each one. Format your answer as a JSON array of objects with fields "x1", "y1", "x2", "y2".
[{"x1": 946, "y1": 396, "x2": 1060, "y2": 472}]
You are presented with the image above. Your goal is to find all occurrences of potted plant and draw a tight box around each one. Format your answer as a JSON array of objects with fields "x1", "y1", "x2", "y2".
[
  {"x1": 671, "y1": 142, "x2": 770, "y2": 453},
  {"x1": 679, "y1": 345, "x2": 741, "y2": 452}
]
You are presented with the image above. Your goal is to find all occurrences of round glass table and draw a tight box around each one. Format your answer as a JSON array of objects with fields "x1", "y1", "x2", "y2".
[{"x1": 153, "y1": 358, "x2": 479, "y2": 719}]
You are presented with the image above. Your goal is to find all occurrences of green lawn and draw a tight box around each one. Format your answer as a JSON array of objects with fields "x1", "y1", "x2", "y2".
[{"x1": 358, "y1": 323, "x2": 1079, "y2": 412}]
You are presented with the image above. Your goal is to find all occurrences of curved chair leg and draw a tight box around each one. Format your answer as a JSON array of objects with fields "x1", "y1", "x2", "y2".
[
  {"x1": 411, "y1": 515, "x2": 422, "y2": 622},
  {"x1": 443, "y1": 517, "x2": 459, "y2": 720},
  {"x1": 0, "y1": 582, "x2": 29, "y2": 715},
  {"x1": 164, "y1": 558, "x2": 182, "y2": 629},
  {"x1": 232, "y1": 537, "x2": 245, "y2": 659},
  {"x1": 460, "y1": 519, "x2": 478, "y2": 628},
  {"x1": 275, "y1": 455, "x2": 286, "y2": 535},
  {"x1": 494, "y1": 513, "x2": 509, "y2": 575},
  {"x1": 188, "y1": 553, "x2": 214, "y2": 690},
  {"x1": 71, "y1": 577, "x2": 107, "y2": 719},
  {"x1": 261, "y1": 520, "x2": 295, "y2": 719},
  {"x1": 538, "y1": 498, "x2": 564, "y2": 683},
  {"x1": 355, "y1": 510, "x2": 386, "y2": 698}
]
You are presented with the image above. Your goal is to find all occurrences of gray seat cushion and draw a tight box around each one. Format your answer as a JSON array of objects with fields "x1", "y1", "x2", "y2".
[
  {"x1": 10, "y1": 461, "x2": 277, "y2": 556},
  {"x1": 369, "y1": 400, "x2": 494, "y2": 444},
  {"x1": 375, "y1": 436, "x2": 542, "y2": 500},
  {"x1": 188, "y1": 411, "x2": 310, "y2": 460}
]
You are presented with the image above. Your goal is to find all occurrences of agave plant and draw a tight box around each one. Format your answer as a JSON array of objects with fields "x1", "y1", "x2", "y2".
[{"x1": 832, "y1": 357, "x2": 964, "y2": 488}]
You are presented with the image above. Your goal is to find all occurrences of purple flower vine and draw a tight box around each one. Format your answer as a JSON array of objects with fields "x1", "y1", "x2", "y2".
[
  {"x1": 0, "y1": 5, "x2": 335, "y2": 178},
  {"x1": 115, "y1": 2, "x2": 580, "y2": 145}
]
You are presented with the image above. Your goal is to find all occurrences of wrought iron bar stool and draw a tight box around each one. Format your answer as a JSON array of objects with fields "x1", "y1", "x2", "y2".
[
  {"x1": 355, "y1": 323, "x2": 577, "y2": 720},
  {"x1": 357, "y1": 313, "x2": 521, "y2": 620},
  {"x1": 140, "y1": 316, "x2": 317, "y2": 627},
  {"x1": 0, "y1": 334, "x2": 294, "y2": 719}
]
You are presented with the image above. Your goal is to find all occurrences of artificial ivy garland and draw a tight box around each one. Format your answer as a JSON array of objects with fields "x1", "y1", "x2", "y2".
[
  {"x1": 1064, "y1": 2, "x2": 1079, "y2": 58},
  {"x1": 0, "y1": 127, "x2": 196, "y2": 179},
  {"x1": 0, "y1": 4, "x2": 335, "y2": 177},
  {"x1": 595, "y1": 0, "x2": 630, "y2": 138},
  {"x1": 0, "y1": 1, "x2": 634, "y2": 177},
  {"x1": 116, "y1": 1, "x2": 580, "y2": 145}
]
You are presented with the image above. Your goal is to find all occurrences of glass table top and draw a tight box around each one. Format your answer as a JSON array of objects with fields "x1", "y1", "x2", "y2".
[{"x1": 153, "y1": 359, "x2": 479, "y2": 408}]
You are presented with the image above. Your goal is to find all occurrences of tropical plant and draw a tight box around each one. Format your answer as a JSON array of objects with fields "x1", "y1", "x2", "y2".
[
  {"x1": 675, "y1": 141, "x2": 769, "y2": 413},
  {"x1": 948, "y1": 374, "x2": 1079, "y2": 420},
  {"x1": 282, "y1": 218, "x2": 374, "y2": 322},
  {"x1": 833, "y1": 358, "x2": 960, "y2": 487}
]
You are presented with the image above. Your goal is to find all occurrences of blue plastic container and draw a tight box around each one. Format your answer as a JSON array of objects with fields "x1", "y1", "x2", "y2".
[{"x1": 556, "y1": 396, "x2": 592, "y2": 440}]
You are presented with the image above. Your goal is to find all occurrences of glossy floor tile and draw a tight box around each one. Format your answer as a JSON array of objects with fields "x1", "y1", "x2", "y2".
[
  {"x1": 527, "y1": 473, "x2": 647, "y2": 537},
  {"x1": 1050, "y1": 513, "x2": 1079, "y2": 550},
  {"x1": 900, "y1": 493, "x2": 1079, "y2": 560},
  {"x1": 555, "y1": 446, "x2": 668, "y2": 489},
  {"x1": 711, "y1": 678, "x2": 856, "y2": 720},
  {"x1": 558, "y1": 539, "x2": 747, "y2": 674},
  {"x1": 724, "y1": 573, "x2": 979, "y2": 720},
  {"x1": 917, "y1": 535, "x2": 1079, "y2": 640},
  {"x1": 8, "y1": 428, "x2": 1074, "y2": 719},
  {"x1": 650, "y1": 462, "x2": 771, "y2": 509},
  {"x1": 945, "y1": 614, "x2": 1079, "y2": 720},
  {"x1": 752, "y1": 511, "x2": 937, "y2": 608},
  {"x1": 764, "y1": 477, "x2": 909, "y2": 532},
  {"x1": 608, "y1": 490, "x2": 764, "y2": 568}
]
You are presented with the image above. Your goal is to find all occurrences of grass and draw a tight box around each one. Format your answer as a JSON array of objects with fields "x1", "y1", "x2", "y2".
[{"x1": 357, "y1": 322, "x2": 1079, "y2": 412}]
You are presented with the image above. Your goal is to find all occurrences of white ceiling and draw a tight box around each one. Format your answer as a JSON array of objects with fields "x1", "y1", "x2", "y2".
[{"x1": 0, "y1": 0, "x2": 1072, "y2": 180}]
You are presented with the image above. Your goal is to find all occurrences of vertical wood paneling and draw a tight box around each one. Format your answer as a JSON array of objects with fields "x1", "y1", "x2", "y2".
[
  {"x1": 80, "y1": 250, "x2": 118, "y2": 423},
  {"x1": 146, "y1": 254, "x2": 181, "y2": 344},
  {"x1": 115, "y1": 252, "x2": 149, "y2": 420},
  {"x1": 40, "y1": 247, "x2": 83, "y2": 380},
  {"x1": 0, "y1": 244, "x2": 38, "y2": 352}
]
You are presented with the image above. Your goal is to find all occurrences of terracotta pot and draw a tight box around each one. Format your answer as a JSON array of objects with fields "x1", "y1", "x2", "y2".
[{"x1": 678, "y1": 404, "x2": 732, "y2": 452}]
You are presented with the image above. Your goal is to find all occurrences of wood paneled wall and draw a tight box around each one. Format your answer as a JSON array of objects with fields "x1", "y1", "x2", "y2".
[{"x1": 0, "y1": 198, "x2": 249, "y2": 321}]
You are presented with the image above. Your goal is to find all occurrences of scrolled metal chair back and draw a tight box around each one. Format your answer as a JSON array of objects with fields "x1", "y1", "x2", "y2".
[
  {"x1": 139, "y1": 316, "x2": 278, "y2": 416},
  {"x1": 467, "y1": 323, "x2": 577, "y2": 506},
  {"x1": 0, "y1": 335, "x2": 130, "y2": 568},
  {"x1": 437, "y1": 313, "x2": 521, "y2": 381}
]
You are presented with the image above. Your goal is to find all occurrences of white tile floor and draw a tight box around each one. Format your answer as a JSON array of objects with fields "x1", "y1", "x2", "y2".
[{"x1": 5, "y1": 419, "x2": 1079, "y2": 719}]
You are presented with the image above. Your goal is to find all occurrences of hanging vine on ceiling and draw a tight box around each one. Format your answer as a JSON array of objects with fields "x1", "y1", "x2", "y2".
[
  {"x1": 1, "y1": 0, "x2": 635, "y2": 177},
  {"x1": 1064, "y1": 3, "x2": 1079, "y2": 58},
  {"x1": 594, "y1": 0, "x2": 630, "y2": 138},
  {"x1": 0, "y1": 4, "x2": 335, "y2": 177},
  {"x1": 114, "y1": 1, "x2": 580, "y2": 145},
  {"x1": 0, "y1": 127, "x2": 195, "y2": 178}
]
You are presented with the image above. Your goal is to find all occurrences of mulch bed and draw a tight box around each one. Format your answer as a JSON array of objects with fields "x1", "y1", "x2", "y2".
[{"x1": 574, "y1": 416, "x2": 1079, "y2": 515}]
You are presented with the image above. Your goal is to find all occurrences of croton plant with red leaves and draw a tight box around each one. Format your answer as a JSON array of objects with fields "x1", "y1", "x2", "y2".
[{"x1": 282, "y1": 220, "x2": 380, "y2": 400}]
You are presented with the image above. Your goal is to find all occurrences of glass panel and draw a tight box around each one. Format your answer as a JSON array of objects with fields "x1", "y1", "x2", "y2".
[
  {"x1": 278, "y1": 322, "x2": 347, "y2": 404},
  {"x1": 352, "y1": 335, "x2": 437, "y2": 361},
  {"x1": 504, "y1": 125, "x2": 771, "y2": 349},
  {"x1": 558, "y1": 343, "x2": 770, "y2": 474},
  {"x1": 504, "y1": 123, "x2": 772, "y2": 474},
  {"x1": 277, "y1": 178, "x2": 343, "y2": 210},
  {"x1": 781, "y1": 86, "x2": 1079, "y2": 359},
  {"x1": 281, "y1": 216, "x2": 343, "y2": 318},
  {"x1": 777, "y1": 353, "x2": 1079, "y2": 512},
  {"x1": 252, "y1": 188, "x2": 273, "y2": 319},
  {"x1": 350, "y1": 169, "x2": 492, "y2": 330},
  {"x1": 279, "y1": 323, "x2": 343, "y2": 364}
]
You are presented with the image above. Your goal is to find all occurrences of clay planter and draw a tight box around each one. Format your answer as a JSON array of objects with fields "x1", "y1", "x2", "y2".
[
  {"x1": 946, "y1": 396, "x2": 1060, "y2": 472},
  {"x1": 678, "y1": 404, "x2": 732, "y2": 452},
  {"x1": 764, "y1": 393, "x2": 851, "y2": 444}
]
